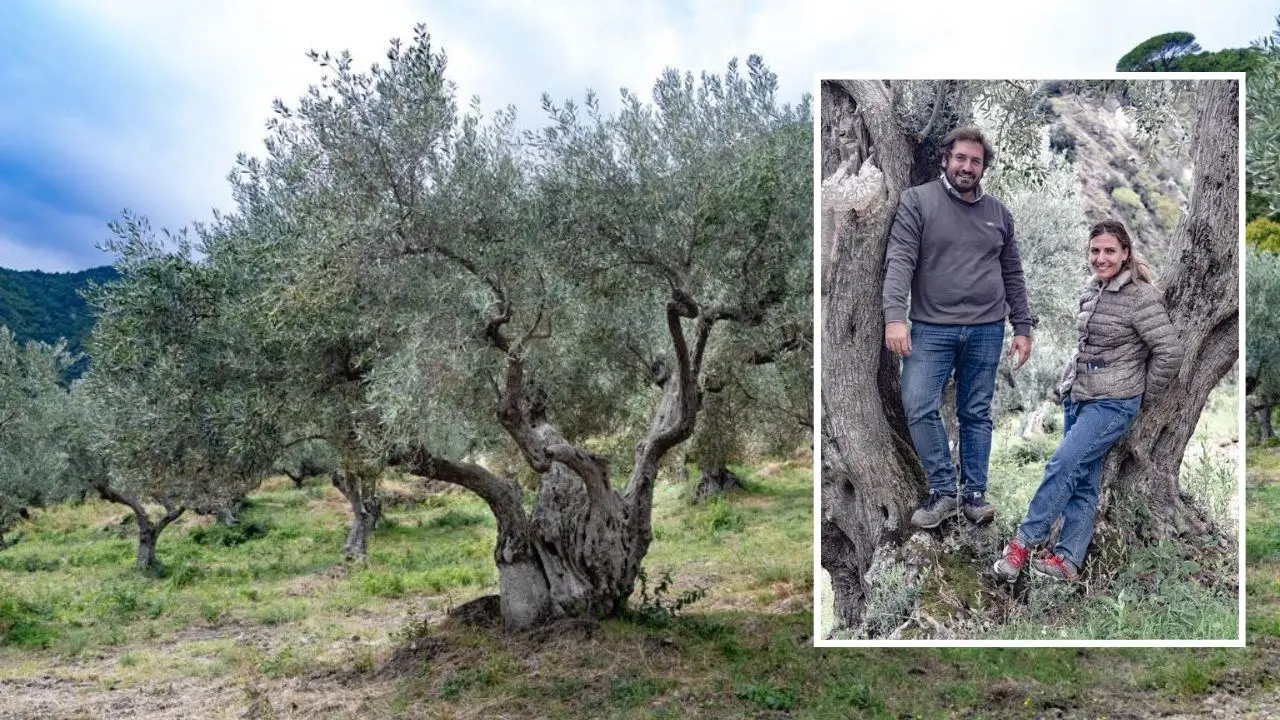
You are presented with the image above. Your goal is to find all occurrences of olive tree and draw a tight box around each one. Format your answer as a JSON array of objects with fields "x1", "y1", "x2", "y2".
[
  {"x1": 1248, "y1": 249, "x2": 1280, "y2": 442},
  {"x1": 1247, "y1": 17, "x2": 1280, "y2": 220},
  {"x1": 0, "y1": 328, "x2": 76, "y2": 547},
  {"x1": 203, "y1": 27, "x2": 810, "y2": 629},
  {"x1": 686, "y1": 321, "x2": 812, "y2": 501},
  {"x1": 275, "y1": 439, "x2": 339, "y2": 489},
  {"x1": 993, "y1": 157, "x2": 1088, "y2": 427},
  {"x1": 82, "y1": 217, "x2": 282, "y2": 570},
  {"x1": 1243, "y1": 20, "x2": 1280, "y2": 440}
]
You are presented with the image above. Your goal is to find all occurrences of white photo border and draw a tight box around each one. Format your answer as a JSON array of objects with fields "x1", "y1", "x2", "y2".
[{"x1": 811, "y1": 71, "x2": 1248, "y2": 649}]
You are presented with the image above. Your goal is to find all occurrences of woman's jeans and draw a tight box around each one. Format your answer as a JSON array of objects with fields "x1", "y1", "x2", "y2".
[
  {"x1": 1016, "y1": 395, "x2": 1142, "y2": 569},
  {"x1": 900, "y1": 320, "x2": 1005, "y2": 496}
]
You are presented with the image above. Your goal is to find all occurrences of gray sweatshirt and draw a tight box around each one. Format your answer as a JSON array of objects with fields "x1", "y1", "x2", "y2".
[{"x1": 882, "y1": 178, "x2": 1033, "y2": 337}]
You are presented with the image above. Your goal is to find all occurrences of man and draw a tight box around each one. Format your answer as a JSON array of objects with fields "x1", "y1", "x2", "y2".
[{"x1": 882, "y1": 126, "x2": 1033, "y2": 529}]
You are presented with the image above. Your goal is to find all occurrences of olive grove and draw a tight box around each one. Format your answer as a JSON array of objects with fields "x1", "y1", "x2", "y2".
[
  {"x1": 76, "y1": 28, "x2": 810, "y2": 629},
  {"x1": 1245, "y1": 23, "x2": 1280, "y2": 442}
]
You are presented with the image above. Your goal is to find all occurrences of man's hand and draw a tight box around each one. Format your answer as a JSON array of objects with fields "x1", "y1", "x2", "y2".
[
  {"x1": 1009, "y1": 335, "x2": 1032, "y2": 369},
  {"x1": 885, "y1": 322, "x2": 910, "y2": 357}
]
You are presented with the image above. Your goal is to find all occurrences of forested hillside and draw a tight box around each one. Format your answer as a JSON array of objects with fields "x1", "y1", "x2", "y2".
[{"x1": 0, "y1": 266, "x2": 117, "y2": 375}]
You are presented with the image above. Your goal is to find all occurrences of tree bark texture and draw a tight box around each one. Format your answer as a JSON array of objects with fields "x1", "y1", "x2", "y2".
[
  {"x1": 1096, "y1": 79, "x2": 1239, "y2": 545},
  {"x1": 1247, "y1": 363, "x2": 1280, "y2": 445},
  {"x1": 819, "y1": 80, "x2": 926, "y2": 627},
  {"x1": 1258, "y1": 405, "x2": 1276, "y2": 444},
  {"x1": 694, "y1": 466, "x2": 743, "y2": 502},
  {"x1": 332, "y1": 469, "x2": 382, "y2": 560}
]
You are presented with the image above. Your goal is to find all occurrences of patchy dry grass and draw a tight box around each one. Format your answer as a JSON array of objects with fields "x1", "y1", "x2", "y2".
[
  {"x1": 5, "y1": 437, "x2": 1280, "y2": 718},
  {"x1": 0, "y1": 460, "x2": 816, "y2": 717}
]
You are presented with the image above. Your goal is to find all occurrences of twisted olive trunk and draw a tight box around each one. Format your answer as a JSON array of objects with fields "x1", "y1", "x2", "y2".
[
  {"x1": 819, "y1": 80, "x2": 925, "y2": 628},
  {"x1": 332, "y1": 469, "x2": 382, "y2": 560},
  {"x1": 97, "y1": 484, "x2": 185, "y2": 571},
  {"x1": 1095, "y1": 80, "x2": 1239, "y2": 548},
  {"x1": 393, "y1": 301, "x2": 712, "y2": 631}
]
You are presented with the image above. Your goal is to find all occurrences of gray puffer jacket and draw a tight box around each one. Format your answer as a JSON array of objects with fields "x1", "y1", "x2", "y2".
[{"x1": 1057, "y1": 269, "x2": 1184, "y2": 403}]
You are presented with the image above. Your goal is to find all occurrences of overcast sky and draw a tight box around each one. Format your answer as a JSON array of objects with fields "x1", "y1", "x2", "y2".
[{"x1": 1, "y1": 0, "x2": 1274, "y2": 271}]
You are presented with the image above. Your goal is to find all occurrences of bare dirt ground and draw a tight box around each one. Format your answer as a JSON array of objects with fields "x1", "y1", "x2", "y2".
[{"x1": 5, "y1": 629, "x2": 1280, "y2": 719}]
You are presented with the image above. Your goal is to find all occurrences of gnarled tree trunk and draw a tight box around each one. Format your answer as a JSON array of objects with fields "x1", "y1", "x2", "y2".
[
  {"x1": 1252, "y1": 399, "x2": 1276, "y2": 443},
  {"x1": 393, "y1": 300, "x2": 712, "y2": 631},
  {"x1": 1247, "y1": 363, "x2": 1279, "y2": 445},
  {"x1": 97, "y1": 484, "x2": 185, "y2": 571},
  {"x1": 332, "y1": 469, "x2": 382, "y2": 560},
  {"x1": 819, "y1": 80, "x2": 926, "y2": 628},
  {"x1": 693, "y1": 466, "x2": 742, "y2": 502},
  {"x1": 1096, "y1": 79, "x2": 1239, "y2": 544}
]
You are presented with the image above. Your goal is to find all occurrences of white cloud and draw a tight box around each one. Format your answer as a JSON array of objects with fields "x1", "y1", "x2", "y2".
[
  {"x1": 6, "y1": 0, "x2": 1275, "y2": 269},
  {"x1": 0, "y1": 234, "x2": 90, "y2": 272}
]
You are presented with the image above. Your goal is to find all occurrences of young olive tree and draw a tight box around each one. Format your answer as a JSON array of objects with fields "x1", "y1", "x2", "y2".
[
  {"x1": 1247, "y1": 249, "x2": 1280, "y2": 442},
  {"x1": 82, "y1": 218, "x2": 282, "y2": 570},
  {"x1": 213, "y1": 27, "x2": 810, "y2": 628},
  {"x1": 0, "y1": 328, "x2": 76, "y2": 547}
]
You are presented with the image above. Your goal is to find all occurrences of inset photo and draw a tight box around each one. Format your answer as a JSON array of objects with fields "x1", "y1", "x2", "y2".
[{"x1": 817, "y1": 76, "x2": 1243, "y2": 645}]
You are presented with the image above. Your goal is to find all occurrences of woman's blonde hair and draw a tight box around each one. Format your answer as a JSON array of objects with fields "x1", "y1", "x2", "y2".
[{"x1": 1089, "y1": 219, "x2": 1154, "y2": 284}]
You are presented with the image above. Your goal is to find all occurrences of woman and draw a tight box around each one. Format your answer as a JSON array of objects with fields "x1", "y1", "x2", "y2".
[{"x1": 994, "y1": 219, "x2": 1184, "y2": 582}]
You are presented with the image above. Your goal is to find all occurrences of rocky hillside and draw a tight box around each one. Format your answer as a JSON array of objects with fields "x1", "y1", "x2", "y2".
[{"x1": 1046, "y1": 92, "x2": 1195, "y2": 271}]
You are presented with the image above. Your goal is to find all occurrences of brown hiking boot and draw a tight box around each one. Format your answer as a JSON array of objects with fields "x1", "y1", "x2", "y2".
[{"x1": 910, "y1": 490, "x2": 959, "y2": 529}]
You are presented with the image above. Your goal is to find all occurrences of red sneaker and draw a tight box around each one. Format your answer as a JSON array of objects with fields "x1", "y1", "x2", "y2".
[
  {"x1": 1031, "y1": 553, "x2": 1079, "y2": 582},
  {"x1": 993, "y1": 538, "x2": 1030, "y2": 582}
]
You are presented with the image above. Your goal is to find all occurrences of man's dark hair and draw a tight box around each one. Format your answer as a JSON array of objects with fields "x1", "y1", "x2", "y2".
[{"x1": 941, "y1": 126, "x2": 996, "y2": 168}]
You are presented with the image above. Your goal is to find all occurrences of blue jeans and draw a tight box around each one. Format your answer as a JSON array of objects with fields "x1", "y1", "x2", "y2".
[
  {"x1": 1016, "y1": 395, "x2": 1142, "y2": 569},
  {"x1": 899, "y1": 320, "x2": 1004, "y2": 496}
]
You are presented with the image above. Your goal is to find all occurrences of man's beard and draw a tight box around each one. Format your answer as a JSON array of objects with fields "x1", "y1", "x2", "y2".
[{"x1": 947, "y1": 168, "x2": 979, "y2": 191}]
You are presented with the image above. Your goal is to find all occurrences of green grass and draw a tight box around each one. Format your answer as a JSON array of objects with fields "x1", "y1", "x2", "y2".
[
  {"x1": 0, "y1": 461, "x2": 815, "y2": 711},
  {"x1": 1246, "y1": 455, "x2": 1280, "y2": 643},
  {"x1": 0, "y1": 477, "x2": 502, "y2": 669},
  {"x1": 6, "y1": 440, "x2": 1280, "y2": 717},
  {"x1": 380, "y1": 604, "x2": 1280, "y2": 718},
  {"x1": 647, "y1": 461, "x2": 812, "y2": 611},
  {"x1": 993, "y1": 539, "x2": 1237, "y2": 640},
  {"x1": 821, "y1": 381, "x2": 1240, "y2": 641}
]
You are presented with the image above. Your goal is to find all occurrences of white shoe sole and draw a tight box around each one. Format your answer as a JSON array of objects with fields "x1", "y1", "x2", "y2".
[
  {"x1": 1030, "y1": 566, "x2": 1076, "y2": 582},
  {"x1": 992, "y1": 560, "x2": 1020, "y2": 582}
]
